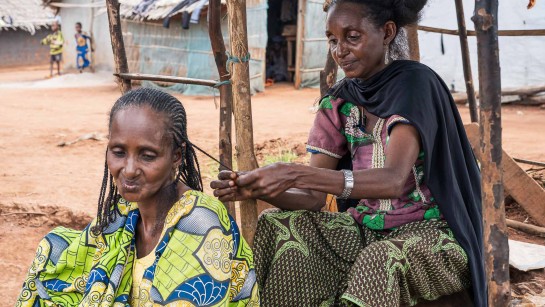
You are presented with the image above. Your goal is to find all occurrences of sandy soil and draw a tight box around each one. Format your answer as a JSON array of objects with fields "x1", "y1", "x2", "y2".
[{"x1": 1, "y1": 69, "x2": 544, "y2": 304}]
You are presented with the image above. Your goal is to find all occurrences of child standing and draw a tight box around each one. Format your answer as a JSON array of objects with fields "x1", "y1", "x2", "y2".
[
  {"x1": 41, "y1": 21, "x2": 64, "y2": 78},
  {"x1": 75, "y1": 22, "x2": 93, "y2": 72}
]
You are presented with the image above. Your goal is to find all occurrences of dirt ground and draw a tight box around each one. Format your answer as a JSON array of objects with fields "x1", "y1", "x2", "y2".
[{"x1": 1, "y1": 68, "x2": 544, "y2": 304}]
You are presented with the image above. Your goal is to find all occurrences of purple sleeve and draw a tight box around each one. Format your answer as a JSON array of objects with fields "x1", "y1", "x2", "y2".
[{"x1": 306, "y1": 96, "x2": 348, "y2": 159}]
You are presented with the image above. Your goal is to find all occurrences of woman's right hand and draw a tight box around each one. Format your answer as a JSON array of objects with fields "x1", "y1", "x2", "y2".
[{"x1": 210, "y1": 171, "x2": 252, "y2": 202}]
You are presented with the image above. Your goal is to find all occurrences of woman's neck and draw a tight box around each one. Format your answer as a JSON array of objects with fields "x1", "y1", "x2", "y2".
[{"x1": 137, "y1": 182, "x2": 190, "y2": 235}]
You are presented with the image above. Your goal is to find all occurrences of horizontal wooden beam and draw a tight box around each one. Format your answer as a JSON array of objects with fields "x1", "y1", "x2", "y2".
[
  {"x1": 513, "y1": 158, "x2": 545, "y2": 168},
  {"x1": 116, "y1": 73, "x2": 218, "y2": 87},
  {"x1": 506, "y1": 219, "x2": 545, "y2": 237},
  {"x1": 418, "y1": 25, "x2": 545, "y2": 36}
]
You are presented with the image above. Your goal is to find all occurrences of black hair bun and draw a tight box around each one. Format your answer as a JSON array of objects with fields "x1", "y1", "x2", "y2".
[{"x1": 391, "y1": 0, "x2": 428, "y2": 27}]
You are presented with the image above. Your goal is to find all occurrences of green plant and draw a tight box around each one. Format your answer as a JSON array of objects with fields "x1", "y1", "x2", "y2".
[{"x1": 262, "y1": 149, "x2": 298, "y2": 165}]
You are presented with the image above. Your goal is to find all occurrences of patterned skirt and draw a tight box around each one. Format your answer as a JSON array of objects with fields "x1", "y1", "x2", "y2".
[{"x1": 254, "y1": 210, "x2": 471, "y2": 307}]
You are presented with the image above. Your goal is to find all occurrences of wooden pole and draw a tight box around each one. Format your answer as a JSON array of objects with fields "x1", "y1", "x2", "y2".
[
  {"x1": 226, "y1": 0, "x2": 259, "y2": 245},
  {"x1": 472, "y1": 0, "x2": 510, "y2": 305},
  {"x1": 319, "y1": 50, "x2": 338, "y2": 96},
  {"x1": 105, "y1": 0, "x2": 131, "y2": 93},
  {"x1": 455, "y1": 0, "x2": 478, "y2": 123},
  {"x1": 294, "y1": 0, "x2": 306, "y2": 89},
  {"x1": 89, "y1": 0, "x2": 96, "y2": 73},
  {"x1": 406, "y1": 25, "x2": 420, "y2": 61},
  {"x1": 208, "y1": 0, "x2": 236, "y2": 219},
  {"x1": 418, "y1": 25, "x2": 545, "y2": 36},
  {"x1": 116, "y1": 73, "x2": 218, "y2": 87}
]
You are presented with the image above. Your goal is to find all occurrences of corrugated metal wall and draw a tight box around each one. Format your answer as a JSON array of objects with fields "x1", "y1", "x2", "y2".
[
  {"x1": 0, "y1": 29, "x2": 50, "y2": 67},
  {"x1": 122, "y1": 4, "x2": 268, "y2": 96}
]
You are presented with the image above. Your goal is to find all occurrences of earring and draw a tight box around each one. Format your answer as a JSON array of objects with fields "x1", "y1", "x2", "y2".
[{"x1": 384, "y1": 44, "x2": 390, "y2": 65}]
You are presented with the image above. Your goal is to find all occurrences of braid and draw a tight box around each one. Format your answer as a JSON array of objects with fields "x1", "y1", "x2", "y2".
[{"x1": 93, "y1": 88, "x2": 203, "y2": 235}]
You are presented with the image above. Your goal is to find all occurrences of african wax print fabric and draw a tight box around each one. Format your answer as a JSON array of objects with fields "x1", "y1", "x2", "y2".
[
  {"x1": 254, "y1": 209, "x2": 470, "y2": 307},
  {"x1": 307, "y1": 96, "x2": 442, "y2": 230},
  {"x1": 16, "y1": 190, "x2": 259, "y2": 307}
]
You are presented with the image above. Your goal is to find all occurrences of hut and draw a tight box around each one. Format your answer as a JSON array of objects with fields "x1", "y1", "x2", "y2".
[
  {"x1": 0, "y1": 0, "x2": 56, "y2": 68},
  {"x1": 117, "y1": 0, "x2": 267, "y2": 95},
  {"x1": 41, "y1": 0, "x2": 115, "y2": 71}
]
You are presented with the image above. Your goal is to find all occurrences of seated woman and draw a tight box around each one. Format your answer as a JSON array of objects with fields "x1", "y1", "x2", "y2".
[
  {"x1": 17, "y1": 88, "x2": 259, "y2": 306},
  {"x1": 211, "y1": 0, "x2": 485, "y2": 306}
]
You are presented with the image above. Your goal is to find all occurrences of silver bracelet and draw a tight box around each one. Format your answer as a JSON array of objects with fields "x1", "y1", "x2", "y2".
[{"x1": 338, "y1": 170, "x2": 354, "y2": 199}]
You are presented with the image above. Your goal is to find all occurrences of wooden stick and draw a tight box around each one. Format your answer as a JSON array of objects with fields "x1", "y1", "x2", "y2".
[
  {"x1": 473, "y1": 1, "x2": 511, "y2": 304},
  {"x1": 116, "y1": 73, "x2": 217, "y2": 87},
  {"x1": 513, "y1": 158, "x2": 545, "y2": 168},
  {"x1": 105, "y1": 0, "x2": 131, "y2": 93},
  {"x1": 506, "y1": 219, "x2": 545, "y2": 237},
  {"x1": 226, "y1": 0, "x2": 259, "y2": 245},
  {"x1": 208, "y1": 0, "x2": 235, "y2": 219},
  {"x1": 455, "y1": 0, "x2": 478, "y2": 123},
  {"x1": 406, "y1": 24, "x2": 420, "y2": 62},
  {"x1": 418, "y1": 25, "x2": 545, "y2": 36},
  {"x1": 319, "y1": 49, "x2": 338, "y2": 96},
  {"x1": 501, "y1": 84, "x2": 545, "y2": 96}
]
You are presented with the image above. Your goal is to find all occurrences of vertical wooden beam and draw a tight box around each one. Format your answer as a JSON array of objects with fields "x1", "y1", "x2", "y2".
[
  {"x1": 472, "y1": 0, "x2": 510, "y2": 305},
  {"x1": 208, "y1": 0, "x2": 236, "y2": 219},
  {"x1": 294, "y1": 0, "x2": 306, "y2": 89},
  {"x1": 105, "y1": 0, "x2": 131, "y2": 93},
  {"x1": 319, "y1": 49, "x2": 338, "y2": 96},
  {"x1": 456, "y1": 0, "x2": 478, "y2": 123},
  {"x1": 406, "y1": 24, "x2": 420, "y2": 61},
  {"x1": 226, "y1": 0, "x2": 259, "y2": 245}
]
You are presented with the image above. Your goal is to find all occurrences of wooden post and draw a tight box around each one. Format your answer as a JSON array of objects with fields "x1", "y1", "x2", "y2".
[
  {"x1": 226, "y1": 0, "x2": 259, "y2": 245},
  {"x1": 406, "y1": 24, "x2": 420, "y2": 61},
  {"x1": 472, "y1": 0, "x2": 510, "y2": 305},
  {"x1": 455, "y1": 0, "x2": 478, "y2": 123},
  {"x1": 208, "y1": 0, "x2": 236, "y2": 219},
  {"x1": 89, "y1": 0, "x2": 96, "y2": 73},
  {"x1": 294, "y1": 0, "x2": 306, "y2": 89},
  {"x1": 105, "y1": 0, "x2": 131, "y2": 93},
  {"x1": 319, "y1": 50, "x2": 338, "y2": 96}
]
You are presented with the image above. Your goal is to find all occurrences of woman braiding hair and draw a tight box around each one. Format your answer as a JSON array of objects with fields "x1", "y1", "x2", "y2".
[
  {"x1": 17, "y1": 88, "x2": 259, "y2": 306},
  {"x1": 212, "y1": 0, "x2": 486, "y2": 306}
]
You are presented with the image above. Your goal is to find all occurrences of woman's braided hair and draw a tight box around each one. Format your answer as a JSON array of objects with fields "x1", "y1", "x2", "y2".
[{"x1": 92, "y1": 88, "x2": 203, "y2": 235}]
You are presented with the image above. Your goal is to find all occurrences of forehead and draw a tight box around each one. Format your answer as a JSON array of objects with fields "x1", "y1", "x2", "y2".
[
  {"x1": 326, "y1": 2, "x2": 372, "y2": 31},
  {"x1": 109, "y1": 106, "x2": 169, "y2": 146}
]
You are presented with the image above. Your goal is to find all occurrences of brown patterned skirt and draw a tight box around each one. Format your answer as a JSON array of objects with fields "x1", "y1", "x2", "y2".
[{"x1": 254, "y1": 210, "x2": 471, "y2": 307}]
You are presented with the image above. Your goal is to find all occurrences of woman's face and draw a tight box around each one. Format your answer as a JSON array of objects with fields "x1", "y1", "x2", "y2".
[
  {"x1": 107, "y1": 106, "x2": 181, "y2": 205},
  {"x1": 326, "y1": 2, "x2": 394, "y2": 79}
]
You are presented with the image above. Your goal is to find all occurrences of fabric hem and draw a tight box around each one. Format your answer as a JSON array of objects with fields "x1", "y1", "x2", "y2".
[
  {"x1": 341, "y1": 293, "x2": 372, "y2": 307},
  {"x1": 306, "y1": 145, "x2": 343, "y2": 159}
]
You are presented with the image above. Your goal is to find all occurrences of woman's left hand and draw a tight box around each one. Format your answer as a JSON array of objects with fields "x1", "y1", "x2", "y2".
[{"x1": 234, "y1": 162, "x2": 297, "y2": 199}]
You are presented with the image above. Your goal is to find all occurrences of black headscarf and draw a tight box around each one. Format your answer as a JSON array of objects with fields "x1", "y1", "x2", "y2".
[{"x1": 328, "y1": 60, "x2": 486, "y2": 307}]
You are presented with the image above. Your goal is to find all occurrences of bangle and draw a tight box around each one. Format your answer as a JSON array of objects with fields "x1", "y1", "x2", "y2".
[{"x1": 338, "y1": 170, "x2": 354, "y2": 199}]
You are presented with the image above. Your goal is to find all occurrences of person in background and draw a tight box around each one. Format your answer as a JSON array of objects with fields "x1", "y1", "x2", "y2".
[
  {"x1": 41, "y1": 21, "x2": 64, "y2": 78},
  {"x1": 75, "y1": 22, "x2": 94, "y2": 73}
]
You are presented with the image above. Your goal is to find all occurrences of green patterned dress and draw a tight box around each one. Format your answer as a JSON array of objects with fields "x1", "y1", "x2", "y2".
[
  {"x1": 253, "y1": 96, "x2": 471, "y2": 306},
  {"x1": 16, "y1": 190, "x2": 259, "y2": 307}
]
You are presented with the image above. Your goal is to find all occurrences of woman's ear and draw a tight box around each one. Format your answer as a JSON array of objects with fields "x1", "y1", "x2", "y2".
[
  {"x1": 384, "y1": 21, "x2": 397, "y2": 45},
  {"x1": 173, "y1": 147, "x2": 183, "y2": 168}
]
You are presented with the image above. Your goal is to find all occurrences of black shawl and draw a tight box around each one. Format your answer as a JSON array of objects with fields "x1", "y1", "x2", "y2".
[{"x1": 328, "y1": 60, "x2": 486, "y2": 307}]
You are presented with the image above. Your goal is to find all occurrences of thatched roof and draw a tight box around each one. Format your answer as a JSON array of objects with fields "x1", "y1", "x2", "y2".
[
  {"x1": 0, "y1": 0, "x2": 56, "y2": 33},
  {"x1": 119, "y1": 0, "x2": 225, "y2": 21}
]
